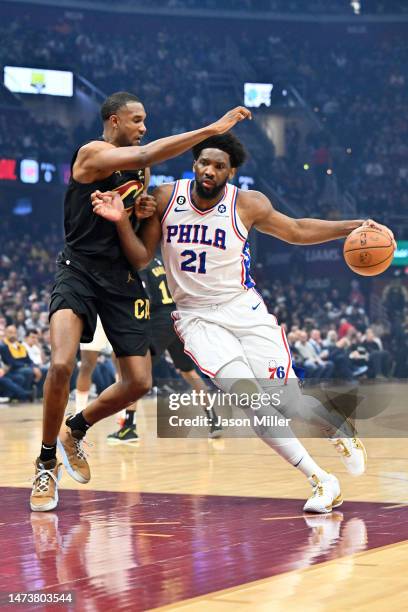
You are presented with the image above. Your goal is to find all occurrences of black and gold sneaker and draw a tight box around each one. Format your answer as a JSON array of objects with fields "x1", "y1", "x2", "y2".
[{"x1": 107, "y1": 426, "x2": 139, "y2": 445}]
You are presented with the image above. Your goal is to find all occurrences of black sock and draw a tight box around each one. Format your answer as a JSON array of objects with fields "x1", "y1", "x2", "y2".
[
  {"x1": 66, "y1": 411, "x2": 91, "y2": 435},
  {"x1": 124, "y1": 409, "x2": 136, "y2": 428},
  {"x1": 39, "y1": 442, "x2": 57, "y2": 462}
]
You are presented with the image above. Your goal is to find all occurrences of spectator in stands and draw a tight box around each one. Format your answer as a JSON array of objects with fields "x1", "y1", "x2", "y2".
[
  {"x1": 322, "y1": 330, "x2": 355, "y2": 380},
  {"x1": 338, "y1": 317, "x2": 355, "y2": 339},
  {"x1": 0, "y1": 325, "x2": 42, "y2": 395},
  {"x1": 39, "y1": 327, "x2": 51, "y2": 367},
  {"x1": 362, "y1": 327, "x2": 392, "y2": 378},
  {"x1": 295, "y1": 330, "x2": 334, "y2": 380},
  {"x1": 0, "y1": 354, "x2": 32, "y2": 403},
  {"x1": 347, "y1": 331, "x2": 371, "y2": 378},
  {"x1": 308, "y1": 329, "x2": 334, "y2": 370}
]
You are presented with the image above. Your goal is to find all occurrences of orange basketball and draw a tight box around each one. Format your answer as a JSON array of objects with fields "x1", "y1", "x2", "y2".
[{"x1": 343, "y1": 226, "x2": 394, "y2": 276}]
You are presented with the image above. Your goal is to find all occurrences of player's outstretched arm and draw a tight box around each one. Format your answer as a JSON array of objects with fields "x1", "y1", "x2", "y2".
[
  {"x1": 91, "y1": 190, "x2": 162, "y2": 269},
  {"x1": 247, "y1": 191, "x2": 395, "y2": 246},
  {"x1": 76, "y1": 107, "x2": 252, "y2": 182}
]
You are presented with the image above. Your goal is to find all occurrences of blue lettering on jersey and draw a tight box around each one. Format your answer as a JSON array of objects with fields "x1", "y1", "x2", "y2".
[
  {"x1": 166, "y1": 224, "x2": 226, "y2": 250},
  {"x1": 200, "y1": 225, "x2": 213, "y2": 246},
  {"x1": 192, "y1": 225, "x2": 201, "y2": 243},
  {"x1": 177, "y1": 224, "x2": 193, "y2": 243}
]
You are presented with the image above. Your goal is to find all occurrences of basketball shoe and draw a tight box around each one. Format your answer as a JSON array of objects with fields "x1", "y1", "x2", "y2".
[
  {"x1": 107, "y1": 426, "x2": 139, "y2": 444},
  {"x1": 330, "y1": 437, "x2": 367, "y2": 476},
  {"x1": 30, "y1": 458, "x2": 62, "y2": 512},
  {"x1": 57, "y1": 424, "x2": 90, "y2": 484},
  {"x1": 303, "y1": 474, "x2": 343, "y2": 514}
]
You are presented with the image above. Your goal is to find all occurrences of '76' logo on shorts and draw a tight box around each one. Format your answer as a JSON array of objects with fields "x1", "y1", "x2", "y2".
[{"x1": 268, "y1": 360, "x2": 285, "y2": 379}]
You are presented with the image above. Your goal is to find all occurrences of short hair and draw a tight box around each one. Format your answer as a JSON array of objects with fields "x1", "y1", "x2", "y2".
[
  {"x1": 100, "y1": 91, "x2": 141, "y2": 121},
  {"x1": 192, "y1": 133, "x2": 247, "y2": 168}
]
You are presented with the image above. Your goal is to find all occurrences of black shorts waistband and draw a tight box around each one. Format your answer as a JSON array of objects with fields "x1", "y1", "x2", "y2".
[{"x1": 59, "y1": 247, "x2": 132, "y2": 272}]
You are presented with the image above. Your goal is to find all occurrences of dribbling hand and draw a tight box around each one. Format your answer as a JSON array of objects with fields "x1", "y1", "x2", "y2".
[
  {"x1": 361, "y1": 219, "x2": 396, "y2": 250},
  {"x1": 213, "y1": 106, "x2": 252, "y2": 134},
  {"x1": 91, "y1": 190, "x2": 124, "y2": 223}
]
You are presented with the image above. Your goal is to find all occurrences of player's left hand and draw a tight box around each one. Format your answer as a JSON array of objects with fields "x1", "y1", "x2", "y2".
[
  {"x1": 361, "y1": 219, "x2": 396, "y2": 250},
  {"x1": 135, "y1": 193, "x2": 157, "y2": 219},
  {"x1": 91, "y1": 189, "x2": 124, "y2": 223}
]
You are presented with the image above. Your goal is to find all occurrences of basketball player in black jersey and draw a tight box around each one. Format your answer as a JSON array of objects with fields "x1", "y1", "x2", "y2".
[
  {"x1": 30, "y1": 92, "x2": 251, "y2": 512},
  {"x1": 107, "y1": 256, "x2": 222, "y2": 443}
]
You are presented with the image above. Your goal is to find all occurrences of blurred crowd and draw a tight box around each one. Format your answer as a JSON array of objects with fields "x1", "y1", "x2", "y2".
[
  {"x1": 242, "y1": 26, "x2": 408, "y2": 225},
  {"x1": 73, "y1": 0, "x2": 408, "y2": 14},
  {"x1": 1, "y1": 8, "x2": 407, "y2": 228},
  {"x1": 259, "y1": 275, "x2": 408, "y2": 381}
]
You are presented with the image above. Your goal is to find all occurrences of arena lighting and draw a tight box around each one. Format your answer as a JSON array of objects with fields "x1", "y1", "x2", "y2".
[
  {"x1": 238, "y1": 175, "x2": 255, "y2": 190},
  {"x1": 4, "y1": 66, "x2": 73, "y2": 96},
  {"x1": 303, "y1": 163, "x2": 310, "y2": 170},
  {"x1": 244, "y1": 82, "x2": 273, "y2": 108},
  {"x1": 350, "y1": 0, "x2": 361, "y2": 15},
  {"x1": 13, "y1": 198, "x2": 32, "y2": 215},
  {"x1": 20, "y1": 159, "x2": 39, "y2": 184},
  {"x1": 327, "y1": 168, "x2": 333, "y2": 175},
  {"x1": 346, "y1": 148, "x2": 352, "y2": 154},
  {"x1": 0, "y1": 158, "x2": 17, "y2": 180}
]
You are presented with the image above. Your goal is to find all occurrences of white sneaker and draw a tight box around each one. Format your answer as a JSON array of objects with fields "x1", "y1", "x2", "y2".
[
  {"x1": 330, "y1": 437, "x2": 367, "y2": 476},
  {"x1": 303, "y1": 474, "x2": 343, "y2": 514}
]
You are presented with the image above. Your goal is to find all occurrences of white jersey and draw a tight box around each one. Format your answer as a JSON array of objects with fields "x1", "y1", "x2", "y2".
[{"x1": 161, "y1": 179, "x2": 255, "y2": 308}]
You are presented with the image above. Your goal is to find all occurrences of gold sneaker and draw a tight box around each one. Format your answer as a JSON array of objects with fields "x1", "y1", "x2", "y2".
[
  {"x1": 57, "y1": 425, "x2": 90, "y2": 484},
  {"x1": 331, "y1": 437, "x2": 367, "y2": 476},
  {"x1": 30, "y1": 458, "x2": 62, "y2": 512},
  {"x1": 303, "y1": 474, "x2": 343, "y2": 514}
]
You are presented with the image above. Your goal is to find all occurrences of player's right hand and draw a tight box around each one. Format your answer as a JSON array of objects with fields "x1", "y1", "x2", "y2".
[
  {"x1": 91, "y1": 189, "x2": 125, "y2": 223},
  {"x1": 212, "y1": 106, "x2": 252, "y2": 134}
]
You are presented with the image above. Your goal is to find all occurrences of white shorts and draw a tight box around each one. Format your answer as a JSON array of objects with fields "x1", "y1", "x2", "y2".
[
  {"x1": 172, "y1": 289, "x2": 296, "y2": 381},
  {"x1": 80, "y1": 316, "x2": 112, "y2": 353}
]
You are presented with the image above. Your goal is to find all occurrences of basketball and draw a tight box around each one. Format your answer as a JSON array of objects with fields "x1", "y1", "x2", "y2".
[{"x1": 343, "y1": 226, "x2": 394, "y2": 276}]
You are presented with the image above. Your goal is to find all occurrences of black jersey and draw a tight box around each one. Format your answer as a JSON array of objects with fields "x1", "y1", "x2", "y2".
[
  {"x1": 140, "y1": 257, "x2": 174, "y2": 309},
  {"x1": 64, "y1": 141, "x2": 145, "y2": 262}
]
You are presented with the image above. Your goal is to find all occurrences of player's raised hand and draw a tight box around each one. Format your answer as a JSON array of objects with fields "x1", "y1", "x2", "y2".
[
  {"x1": 135, "y1": 193, "x2": 157, "y2": 219},
  {"x1": 212, "y1": 106, "x2": 252, "y2": 134},
  {"x1": 361, "y1": 219, "x2": 396, "y2": 250},
  {"x1": 91, "y1": 190, "x2": 124, "y2": 223}
]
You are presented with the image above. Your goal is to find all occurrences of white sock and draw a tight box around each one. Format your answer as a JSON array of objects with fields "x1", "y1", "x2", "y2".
[
  {"x1": 215, "y1": 360, "x2": 330, "y2": 482},
  {"x1": 75, "y1": 390, "x2": 89, "y2": 414}
]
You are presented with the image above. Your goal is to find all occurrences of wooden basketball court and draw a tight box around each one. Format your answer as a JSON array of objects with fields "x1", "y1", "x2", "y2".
[{"x1": 1, "y1": 389, "x2": 408, "y2": 611}]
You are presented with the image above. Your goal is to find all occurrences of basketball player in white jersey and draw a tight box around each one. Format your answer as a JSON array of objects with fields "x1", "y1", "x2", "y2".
[{"x1": 91, "y1": 133, "x2": 394, "y2": 513}]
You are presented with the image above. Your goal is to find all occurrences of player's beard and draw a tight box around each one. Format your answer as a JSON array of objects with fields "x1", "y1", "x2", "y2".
[{"x1": 195, "y1": 177, "x2": 228, "y2": 200}]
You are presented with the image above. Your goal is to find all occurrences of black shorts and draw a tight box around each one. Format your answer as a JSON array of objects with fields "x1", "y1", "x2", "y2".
[
  {"x1": 151, "y1": 308, "x2": 194, "y2": 372},
  {"x1": 49, "y1": 250, "x2": 151, "y2": 358}
]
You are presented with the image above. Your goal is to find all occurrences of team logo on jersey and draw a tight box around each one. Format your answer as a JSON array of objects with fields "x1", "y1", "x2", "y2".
[
  {"x1": 268, "y1": 359, "x2": 286, "y2": 379},
  {"x1": 113, "y1": 179, "x2": 144, "y2": 215},
  {"x1": 217, "y1": 203, "x2": 227, "y2": 214}
]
